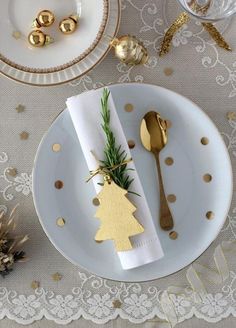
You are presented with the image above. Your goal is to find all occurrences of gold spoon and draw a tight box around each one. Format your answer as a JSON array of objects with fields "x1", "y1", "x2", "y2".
[{"x1": 140, "y1": 111, "x2": 174, "y2": 231}]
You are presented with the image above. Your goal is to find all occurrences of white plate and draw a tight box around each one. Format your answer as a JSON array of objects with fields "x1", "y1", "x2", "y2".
[
  {"x1": 0, "y1": 0, "x2": 120, "y2": 86},
  {"x1": 32, "y1": 83, "x2": 233, "y2": 282}
]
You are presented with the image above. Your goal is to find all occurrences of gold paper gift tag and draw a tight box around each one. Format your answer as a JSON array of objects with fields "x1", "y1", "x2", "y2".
[{"x1": 94, "y1": 178, "x2": 144, "y2": 251}]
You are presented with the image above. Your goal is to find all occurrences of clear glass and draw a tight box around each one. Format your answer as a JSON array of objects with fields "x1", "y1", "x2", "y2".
[{"x1": 176, "y1": 0, "x2": 236, "y2": 21}]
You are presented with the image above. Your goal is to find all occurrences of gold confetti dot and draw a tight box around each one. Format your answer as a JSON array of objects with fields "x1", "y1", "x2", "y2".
[
  {"x1": 20, "y1": 131, "x2": 29, "y2": 140},
  {"x1": 56, "y1": 217, "x2": 65, "y2": 227},
  {"x1": 7, "y1": 168, "x2": 18, "y2": 177},
  {"x1": 165, "y1": 157, "x2": 174, "y2": 166},
  {"x1": 167, "y1": 194, "x2": 176, "y2": 203},
  {"x1": 128, "y1": 140, "x2": 135, "y2": 149},
  {"x1": 55, "y1": 180, "x2": 63, "y2": 189},
  {"x1": 124, "y1": 103, "x2": 134, "y2": 112},
  {"x1": 31, "y1": 281, "x2": 40, "y2": 290},
  {"x1": 93, "y1": 197, "x2": 100, "y2": 206},
  {"x1": 166, "y1": 120, "x2": 172, "y2": 128},
  {"x1": 164, "y1": 67, "x2": 174, "y2": 76},
  {"x1": 203, "y1": 174, "x2": 212, "y2": 183},
  {"x1": 169, "y1": 231, "x2": 178, "y2": 240},
  {"x1": 201, "y1": 137, "x2": 209, "y2": 145},
  {"x1": 206, "y1": 211, "x2": 214, "y2": 220},
  {"x1": 227, "y1": 112, "x2": 236, "y2": 121},
  {"x1": 12, "y1": 31, "x2": 21, "y2": 40},
  {"x1": 52, "y1": 143, "x2": 61, "y2": 152},
  {"x1": 52, "y1": 272, "x2": 62, "y2": 281},
  {"x1": 112, "y1": 300, "x2": 122, "y2": 308},
  {"x1": 15, "y1": 104, "x2": 25, "y2": 113}
]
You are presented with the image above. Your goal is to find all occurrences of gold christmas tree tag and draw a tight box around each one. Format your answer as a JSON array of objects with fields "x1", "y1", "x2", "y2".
[{"x1": 94, "y1": 176, "x2": 144, "y2": 252}]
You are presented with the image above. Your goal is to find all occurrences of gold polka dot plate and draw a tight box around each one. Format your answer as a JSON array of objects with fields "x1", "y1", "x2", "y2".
[
  {"x1": 32, "y1": 83, "x2": 232, "y2": 282},
  {"x1": 0, "y1": 0, "x2": 120, "y2": 86}
]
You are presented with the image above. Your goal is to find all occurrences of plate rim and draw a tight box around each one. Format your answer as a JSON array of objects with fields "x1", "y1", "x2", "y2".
[
  {"x1": 0, "y1": 0, "x2": 121, "y2": 86},
  {"x1": 32, "y1": 82, "x2": 233, "y2": 282}
]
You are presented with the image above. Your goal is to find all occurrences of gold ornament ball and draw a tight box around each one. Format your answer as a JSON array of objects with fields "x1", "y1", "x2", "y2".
[
  {"x1": 33, "y1": 10, "x2": 55, "y2": 28},
  {"x1": 28, "y1": 30, "x2": 53, "y2": 47},
  {"x1": 59, "y1": 15, "x2": 78, "y2": 34},
  {"x1": 111, "y1": 35, "x2": 148, "y2": 65}
]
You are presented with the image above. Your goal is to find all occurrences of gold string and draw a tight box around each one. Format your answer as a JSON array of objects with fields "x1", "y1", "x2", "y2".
[{"x1": 86, "y1": 158, "x2": 132, "y2": 183}]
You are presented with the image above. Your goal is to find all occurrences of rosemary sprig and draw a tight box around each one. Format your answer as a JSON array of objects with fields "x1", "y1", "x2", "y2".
[{"x1": 100, "y1": 88, "x2": 135, "y2": 192}]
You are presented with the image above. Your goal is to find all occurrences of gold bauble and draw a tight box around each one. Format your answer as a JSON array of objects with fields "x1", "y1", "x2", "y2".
[
  {"x1": 32, "y1": 10, "x2": 55, "y2": 28},
  {"x1": 59, "y1": 15, "x2": 79, "y2": 34},
  {"x1": 110, "y1": 35, "x2": 148, "y2": 65},
  {"x1": 28, "y1": 30, "x2": 54, "y2": 47}
]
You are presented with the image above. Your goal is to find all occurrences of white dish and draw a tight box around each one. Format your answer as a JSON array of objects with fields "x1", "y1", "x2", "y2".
[
  {"x1": 0, "y1": 0, "x2": 120, "y2": 86},
  {"x1": 32, "y1": 83, "x2": 233, "y2": 282}
]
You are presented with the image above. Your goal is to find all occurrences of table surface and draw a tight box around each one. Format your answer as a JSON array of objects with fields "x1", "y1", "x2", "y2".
[{"x1": 0, "y1": 0, "x2": 236, "y2": 326}]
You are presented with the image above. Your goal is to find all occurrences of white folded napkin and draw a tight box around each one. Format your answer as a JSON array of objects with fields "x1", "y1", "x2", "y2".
[{"x1": 66, "y1": 89, "x2": 164, "y2": 270}]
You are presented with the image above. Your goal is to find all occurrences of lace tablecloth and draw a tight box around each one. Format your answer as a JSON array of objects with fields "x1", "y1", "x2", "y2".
[{"x1": 0, "y1": 0, "x2": 236, "y2": 326}]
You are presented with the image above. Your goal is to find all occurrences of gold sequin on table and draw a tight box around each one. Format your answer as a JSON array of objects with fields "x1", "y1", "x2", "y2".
[
  {"x1": 31, "y1": 280, "x2": 40, "y2": 290},
  {"x1": 169, "y1": 231, "x2": 178, "y2": 240},
  {"x1": 201, "y1": 137, "x2": 209, "y2": 145},
  {"x1": 165, "y1": 157, "x2": 174, "y2": 166},
  {"x1": 164, "y1": 67, "x2": 174, "y2": 76},
  {"x1": 52, "y1": 272, "x2": 62, "y2": 281},
  {"x1": 15, "y1": 104, "x2": 25, "y2": 113},
  {"x1": 206, "y1": 211, "x2": 214, "y2": 220},
  {"x1": 128, "y1": 140, "x2": 135, "y2": 149},
  {"x1": 12, "y1": 31, "x2": 21, "y2": 40},
  {"x1": 203, "y1": 174, "x2": 212, "y2": 183},
  {"x1": 55, "y1": 180, "x2": 63, "y2": 189},
  {"x1": 56, "y1": 217, "x2": 65, "y2": 227},
  {"x1": 7, "y1": 168, "x2": 18, "y2": 177},
  {"x1": 112, "y1": 300, "x2": 122, "y2": 308},
  {"x1": 20, "y1": 131, "x2": 29, "y2": 140},
  {"x1": 124, "y1": 103, "x2": 134, "y2": 112},
  {"x1": 52, "y1": 143, "x2": 61, "y2": 152},
  {"x1": 227, "y1": 112, "x2": 236, "y2": 121},
  {"x1": 167, "y1": 194, "x2": 176, "y2": 203},
  {"x1": 93, "y1": 197, "x2": 100, "y2": 206}
]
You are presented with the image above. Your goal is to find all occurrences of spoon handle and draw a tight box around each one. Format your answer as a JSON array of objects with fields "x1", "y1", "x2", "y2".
[{"x1": 155, "y1": 152, "x2": 174, "y2": 231}]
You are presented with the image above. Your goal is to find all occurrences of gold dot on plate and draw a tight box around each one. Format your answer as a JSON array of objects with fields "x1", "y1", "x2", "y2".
[
  {"x1": 169, "y1": 231, "x2": 178, "y2": 240},
  {"x1": 165, "y1": 157, "x2": 174, "y2": 166},
  {"x1": 12, "y1": 31, "x2": 21, "y2": 39},
  {"x1": 55, "y1": 180, "x2": 63, "y2": 189},
  {"x1": 56, "y1": 217, "x2": 65, "y2": 227},
  {"x1": 52, "y1": 143, "x2": 61, "y2": 152},
  {"x1": 124, "y1": 103, "x2": 134, "y2": 112},
  {"x1": 93, "y1": 197, "x2": 100, "y2": 206},
  {"x1": 166, "y1": 120, "x2": 172, "y2": 128},
  {"x1": 128, "y1": 140, "x2": 135, "y2": 149},
  {"x1": 206, "y1": 211, "x2": 214, "y2": 220},
  {"x1": 164, "y1": 67, "x2": 174, "y2": 76},
  {"x1": 201, "y1": 137, "x2": 209, "y2": 145},
  {"x1": 167, "y1": 194, "x2": 176, "y2": 203},
  {"x1": 203, "y1": 174, "x2": 212, "y2": 183}
]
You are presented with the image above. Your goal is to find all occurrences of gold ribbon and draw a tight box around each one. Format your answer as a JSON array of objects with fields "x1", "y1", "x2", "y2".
[
  {"x1": 159, "y1": 13, "x2": 231, "y2": 56},
  {"x1": 86, "y1": 158, "x2": 132, "y2": 182}
]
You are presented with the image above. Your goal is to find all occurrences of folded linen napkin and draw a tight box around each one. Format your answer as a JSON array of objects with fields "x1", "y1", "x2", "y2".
[{"x1": 66, "y1": 89, "x2": 164, "y2": 270}]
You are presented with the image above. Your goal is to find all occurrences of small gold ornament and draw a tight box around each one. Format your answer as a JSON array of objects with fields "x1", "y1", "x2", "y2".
[
  {"x1": 59, "y1": 15, "x2": 79, "y2": 34},
  {"x1": 28, "y1": 30, "x2": 54, "y2": 47},
  {"x1": 32, "y1": 10, "x2": 55, "y2": 28},
  {"x1": 110, "y1": 35, "x2": 148, "y2": 65},
  {"x1": 94, "y1": 176, "x2": 144, "y2": 252}
]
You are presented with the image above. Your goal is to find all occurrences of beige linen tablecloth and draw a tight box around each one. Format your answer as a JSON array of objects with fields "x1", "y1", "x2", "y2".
[{"x1": 0, "y1": 0, "x2": 236, "y2": 327}]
